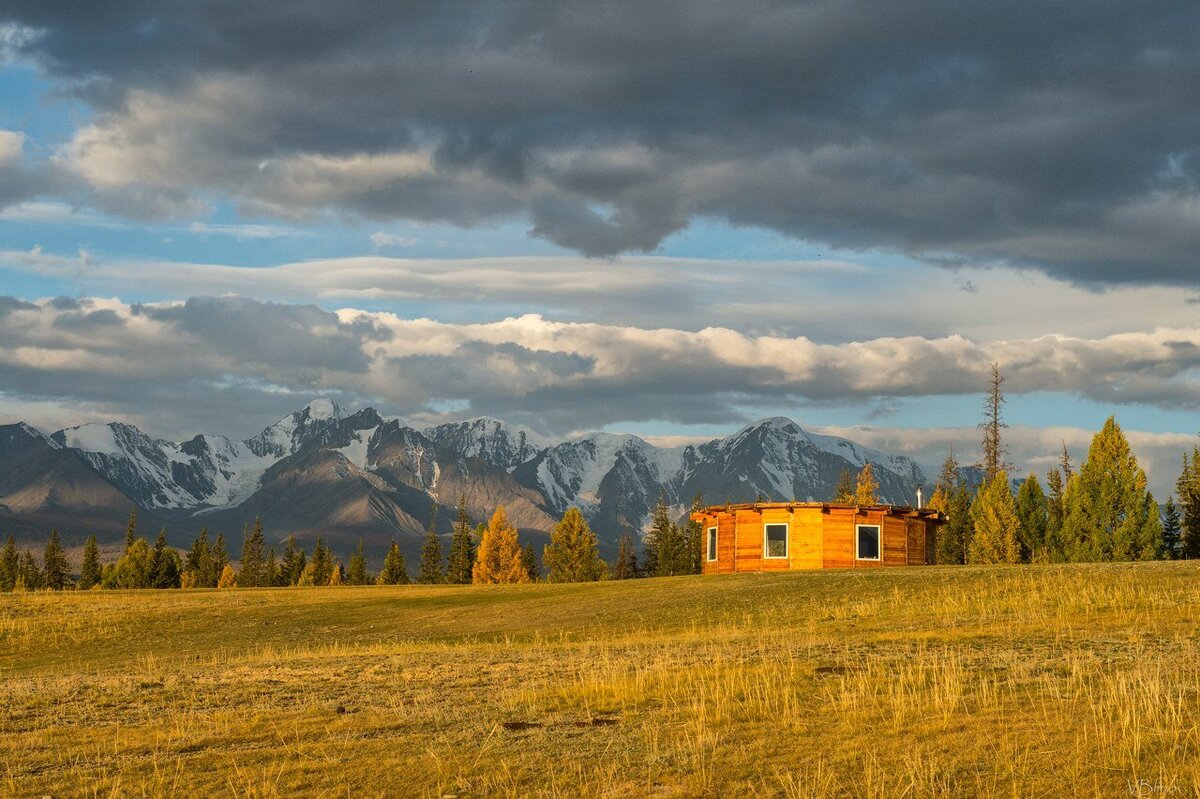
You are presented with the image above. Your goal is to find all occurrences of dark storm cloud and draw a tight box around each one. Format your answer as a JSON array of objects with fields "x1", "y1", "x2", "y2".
[{"x1": 3, "y1": 1, "x2": 1199, "y2": 279}]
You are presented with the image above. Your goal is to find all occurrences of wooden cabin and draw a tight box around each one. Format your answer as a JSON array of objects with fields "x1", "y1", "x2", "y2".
[{"x1": 691, "y1": 502, "x2": 945, "y2": 573}]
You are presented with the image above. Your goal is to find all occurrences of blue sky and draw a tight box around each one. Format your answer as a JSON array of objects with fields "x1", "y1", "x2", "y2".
[{"x1": 2, "y1": 3, "x2": 1200, "y2": 494}]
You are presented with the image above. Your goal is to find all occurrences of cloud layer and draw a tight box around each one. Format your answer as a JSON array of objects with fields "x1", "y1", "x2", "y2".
[
  {"x1": 2, "y1": 2, "x2": 1200, "y2": 280},
  {"x1": 5, "y1": 295, "x2": 1200, "y2": 441}
]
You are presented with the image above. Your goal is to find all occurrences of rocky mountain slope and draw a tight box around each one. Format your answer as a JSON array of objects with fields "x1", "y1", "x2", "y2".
[{"x1": 1, "y1": 401, "x2": 931, "y2": 558}]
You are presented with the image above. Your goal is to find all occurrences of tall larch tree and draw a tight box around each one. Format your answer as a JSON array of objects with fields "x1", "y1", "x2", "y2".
[
  {"x1": 377, "y1": 541, "x2": 409, "y2": 585},
  {"x1": 928, "y1": 451, "x2": 970, "y2": 564},
  {"x1": 217, "y1": 563, "x2": 237, "y2": 588},
  {"x1": 854, "y1": 463, "x2": 879, "y2": 505},
  {"x1": 211, "y1": 533, "x2": 229, "y2": 587},
  {"x1": 979, "y1": 362, "x2": 1008, "y2": 482},
  {"x1": 968, "y1": 470, "x2": 1021, "y2": 564},
  {"x1": 472, "y1": 506, "x2": 529, "y2": 584},
  {"x1": 1062, "y1": 417, "x2": 1162, "y2": 561},
  {"x1": 280, "y1": 535, "x2": 306, "y2": 586},
  {"x1": 42, "y1": 529, "x2": 70, "y2": 590},
  {"x1": 446, "y1": 496, "x2": 476, "y2": 584},
  {"x1": 544, "y1": 507, "x2": 604, "y2": 582},
  {"x1": 1014, "y1": 474, "x2": 1049, "y2": 562},
  {"x1": 1162, "y1": 497, "x2": 1182, "y2": 559},
  {"x1": 79, "y1": 534, "x2": 102, "y2": 589},
  {"x1": 1044, "y1": 468, "x2": 1066, "y2": 560},
  {"x1": 418, "y1": 506, "x2": 445, "y2": 584}
]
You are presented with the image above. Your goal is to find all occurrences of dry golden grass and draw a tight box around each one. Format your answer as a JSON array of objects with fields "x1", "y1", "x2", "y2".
[{"x1": 4, "y1": 562, "x2": 1200, "y2": 797}]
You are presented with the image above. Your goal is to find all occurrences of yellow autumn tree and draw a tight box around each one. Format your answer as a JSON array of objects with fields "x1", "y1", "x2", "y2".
[
  {"x1": 328, "y1": 563, "x2": 343, "y2": 586},
  {"x1": 472, "y1": 505, "x2": 530, "y2": 584},
  {"x1": 216, "y1": 563, "x2": 237, "y2": 588},
  {"x1": 855, "y1": 463, "x2": 879, "y2": 505}
]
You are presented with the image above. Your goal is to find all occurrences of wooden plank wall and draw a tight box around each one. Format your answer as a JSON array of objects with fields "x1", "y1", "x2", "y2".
[
  {"x1": 790, "y1": 507, "x2": 824, "y2": 570},
  {"x1": 905, "y1": 518, "x2": 925, "y2": 565},
  {"x1": 882, "y1": 515, "x2": 909, "y2": 566}
]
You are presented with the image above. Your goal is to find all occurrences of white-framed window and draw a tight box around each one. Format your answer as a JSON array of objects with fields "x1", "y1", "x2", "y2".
[
  {"x1": 706, "y1": 526, "x2": 718, "y2": 561},
  {"x1": 856, "y1": 524, "x2": 881, "y2": 560},
  {"x1": 763, "y1": 523, "x2": 788, "y2": 559}
]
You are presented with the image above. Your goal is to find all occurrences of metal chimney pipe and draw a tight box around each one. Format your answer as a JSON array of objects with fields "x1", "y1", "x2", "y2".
[{"x1": 916, "y1": 485, "x2": 924, "y2": 508}]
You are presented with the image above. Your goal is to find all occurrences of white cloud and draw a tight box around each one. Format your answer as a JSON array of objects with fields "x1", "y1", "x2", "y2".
[
  {"x1": 369, "y1": 232, "x2": 417, "y2": 249},
  {"x1": 0, "y1": 130, "x2": 25, "y2": 166}
]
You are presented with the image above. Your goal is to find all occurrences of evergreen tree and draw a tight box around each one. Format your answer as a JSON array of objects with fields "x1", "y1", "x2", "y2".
[
  {"x1": 833, "y1": 468, "x2": 855, "y2": 503},
  {"x1": 1177, "y1": 451, "x2": 1200, "y2": 559},
  {"x1": 979, "y1": 362, "x2": 1009, "y2": 482},
  {"x1": 614, "y1": 533, "x2": 639, "y2": 579},
  {"x1": 210, "y1": 533, "x2": 229, "y2": 588},
  {"x1": 941, "y1": 484, "x2": 973, "y2": 565},
  {"x1": 854, "y1": 463, "x2": 879, "y2": 505},
  {"x1": 968, "y1": 470, "x2": 1021, "y2": 564},
  {"x1": 521, "y1": 542, "x2": 540, "y2": 581},
  {"x1": 418, "y1": 507, "x2": 445, "y2": 584},
  {"x1": 1060, "y1": 442, "x2": 1074, "y2": 481},
  {"x1": 472, "y1": 506, "x2": 529, "y2": 584},
  {"x1": 41, "y1": 529, "x2": 70, "y2": 590},
  {"x1": 125, "y1": 507, "x2": 138, "y2": 553},
  {"x1": 1062, "y1": 417, "x2": 1162, "y2": 561},
  {"x1": 1045, "y1": 468, "x2": 1067, "y2": 560},
  {"x1": 377, "y1": 541, "x2": 410, "y2": 585},
  {"x1": 310, "y1": 537, "x2": 333, "y2": 586},
  {"x1": 17, "y1": 549, "x2": 42, "y2": 590},
  {"x1": 280, "y1": 535, "x2": 306, "y2": 586},
  {"x1": 927, "y1": 450, "x2": 959, "y2": 516},
  {"x1": 1, "y1": 535, "x2": 18, "y2": 591},
  {"x1": 186, "y1": 528, "x2": 212, "y2": 587},
  {"x1": 266, "y1": 547, "x2": 281, "y2": 587},
  {"x1": 446, "y1": 496, "x2": 477, "y2": 584},
  {"x1": 1014, "y1": 474, "x2": 1049, "y2": 562},
  {"x1": 328, "y1": 562, "x2": 343, "y2": 586},
  {"x1": 648, "y1": 497, "x2": 691, "y2": 577},
  {"x1": 217, "y1": 563, "x2": 237, "y2": 588},
  {"x1": 239, "y1": 518, "x2": 267, "y2": 588},
  {"x1": 684, "y1": 492, "x2": 705, "y2": 573},
  {"x1": 79, "y1": 534, "x2": 102, "y2": 590},
  {"x1": 150, "y1": 529, "x2": 181, "y2": 588},
  {"x1": 1162, "y1": 496, "x2": 1182, "y2": 559},
  {"x1": 347, "y1": 539, "x2": 370, "y2": 585},
  {"x1": 543, "y1": 507, "x2": 604, "y2": 582}
]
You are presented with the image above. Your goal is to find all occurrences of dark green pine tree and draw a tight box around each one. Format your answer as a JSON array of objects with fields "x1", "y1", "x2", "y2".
[
  {"x1": 125, "y1": 507, "x2": 138, "y2": 553},
  {"x1": 150, "y1": 529, "x2": 181, "y2": 588},
  {"x1": 446, "y1": 496, "x2": 476, "y2": 584},
  {"x1": 280, "y1": 535, "x2": 306, "y2": 586},
  {"x1": 833, "y1": 468, "x2": 855, "y2": 503},
  {"x1": 613, "y1": 532, "x2": 638, "y2": 579},
  {"x1": 18, "y1": 549, "x2": 43, "y2": 590},
  {"x1": 649, "y1": 497, "x2": 690, "y2": 576},
  {"x1": 1045, "y1": 467, "x2": 1066, "y2": 560},
  {"x1": 347, "y1": 539, "x2": 370, "y2": 585},
  {"x1": 418, "y1": 506, "x2": 445, "y2": 584},
  {"x1": 520, "y1": 542, "x2": 540, "y2": 582},
  {"x1": 42, "y1": 529, "x2": 70, "y2": 590},
  {"x1": 210, "y1": 533, "x2": 229, "y2": 588},
  {"x1": 1177, "y1": 451, "x2": 1200, "y2": 559},
  {"x1": 310, "y1": 537, "x2": 333, "y2": 586},
  {"x1": 1, "y1": 535, "x2": 18, "y2": 591},
  {"x1": 186, "y1": 528, "x2": 211, "y2": 586},
  {"x1": 1014, "y1": 474, "x2": 1049, "y2": 562},
  {"x1": 1162, "y1": 496, "x2": 1182, "y2": 559},
  {"x1": 936, "y1": 483, "x2": 973, "y2": 565},
  {"x1": 377, "y1": 541, "x2": 409, "y2": 585},
  {"x1": 238, "y1": 518, "x2": 267, "y2": 588},
  {"x1": 79, "y1": 534, "x2": 102, "y2": 590},
  {"x1": 685, "y1": 493, "x2": 705, "y2": 573},
  {"x1": 265, "y1": 547, "x2": 281, "y2": 587},
  {"x1": 543, "y1": 507, "x2": 604, "y2": 582}
]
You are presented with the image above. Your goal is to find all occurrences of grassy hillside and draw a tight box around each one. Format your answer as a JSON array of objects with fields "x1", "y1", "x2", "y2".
[{"x1": 4, "y1": 562, "x2": 1200, "y2": 797}]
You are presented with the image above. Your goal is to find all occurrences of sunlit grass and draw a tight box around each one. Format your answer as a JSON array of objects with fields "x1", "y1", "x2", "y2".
[{"x1": 3, "y1": 562, "x2": 1200, "y2": 797}]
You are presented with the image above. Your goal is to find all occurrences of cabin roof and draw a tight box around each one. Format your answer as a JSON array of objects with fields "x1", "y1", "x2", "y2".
[{"x1": 694, "y1": 501, "x2": 945, "y2": 522}]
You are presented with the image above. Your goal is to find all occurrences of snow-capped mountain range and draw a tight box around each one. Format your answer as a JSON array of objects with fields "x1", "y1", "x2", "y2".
[{"x1": 0, "y1": 400, "x2": 930, "y2": 557}]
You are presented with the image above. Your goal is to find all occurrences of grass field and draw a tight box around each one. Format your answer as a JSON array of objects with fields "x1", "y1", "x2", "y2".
[{"x1": 4, "y1": 562, "x2": 1200, "y2": 798}]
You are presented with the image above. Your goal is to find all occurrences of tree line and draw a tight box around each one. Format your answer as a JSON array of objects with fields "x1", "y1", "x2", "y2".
[{"x1": 0, "y1": 492, "x2": 707, "y2": 592}]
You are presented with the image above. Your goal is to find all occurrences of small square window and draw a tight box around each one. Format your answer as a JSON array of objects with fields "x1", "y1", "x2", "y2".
[
  {"x1": 856, "y1": 524, "x2": 881, "y2": 560},
  {"x1": 706, "y1": 527, "x2": 718, "y2": 561},
  {"x1": 764, "y1": 523, "x2": 788, "y2": 559}
]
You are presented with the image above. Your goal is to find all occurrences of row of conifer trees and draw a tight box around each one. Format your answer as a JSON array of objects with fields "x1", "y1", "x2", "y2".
[{"x1": 0, "y1": 492, "x2": 707, "y2": 592}]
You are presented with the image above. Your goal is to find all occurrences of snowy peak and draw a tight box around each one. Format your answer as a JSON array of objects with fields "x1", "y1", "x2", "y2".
[
  {"x1": 425, "y1": 416, "x2": 545, "y2": 470},
  {"x1": 244, "y1": 399, "x2": 351, "y2": 458}
]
